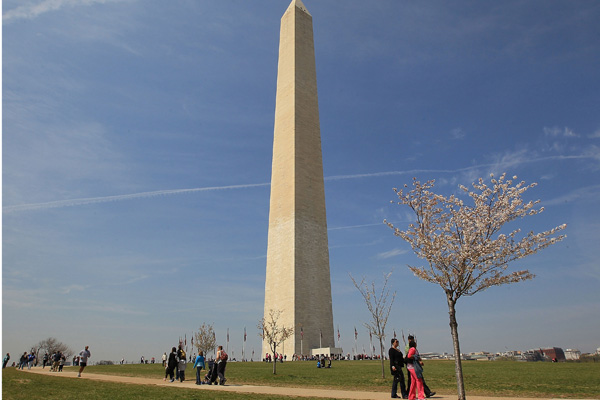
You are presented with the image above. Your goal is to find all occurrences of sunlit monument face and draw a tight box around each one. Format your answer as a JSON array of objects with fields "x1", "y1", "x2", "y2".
[{"x1": 263, "y1": 0, "x2": 334, "y2": 358}]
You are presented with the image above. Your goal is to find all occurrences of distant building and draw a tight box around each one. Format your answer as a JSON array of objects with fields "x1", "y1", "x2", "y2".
[
  {"x1": 540, "y1": 347, "x2": 566, "y2": 362},
  {"x1": 522, "y1": 349, "x2": 544, "y2": 361},
  {"x1": 564, "y1": 349, "x2": 581, "y2": 360},
  {"x1": 421, "y1": 352, "x2": 453, "y2": 360},
  {"x1": 469, "y1": 351, "x2": 492, "y2": 361},
  {"x1": 500, "y1": 350, "x2": 521, "y2": 358}
]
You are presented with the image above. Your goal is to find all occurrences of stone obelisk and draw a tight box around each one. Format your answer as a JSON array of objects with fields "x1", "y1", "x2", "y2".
[{"x1": 263, "y1": 0, "x2": 334, "y2": 358}]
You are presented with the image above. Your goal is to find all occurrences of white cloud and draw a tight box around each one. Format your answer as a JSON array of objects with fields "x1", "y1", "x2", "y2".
[
  {"x1": 589, "y1": 129, "x2": 600, "y2": 139},
  {"x1": 543, "y1": 126, "x2": 579, "y2": 138},
  {"x1": 3, "y1": 0, "x2": 121, "y2": 22},
  {"x1": 543, "y1": 184, "x2": 600, "y2": 206},
  {"x1": 487, "y1": 148, "x2": 532, "y2": 176},
  {"x1": 377, "y1": 248, "x2": 409, "y2": 259},
  {"x1": 328, "y1": 223, "x2": 383, "y2": 231},
  {"x1": 450, "y1": 127, "x2": 466, "y2": 140},
  {"x1": 60, "y1": 284, "x2": 87, "y2": 294}
]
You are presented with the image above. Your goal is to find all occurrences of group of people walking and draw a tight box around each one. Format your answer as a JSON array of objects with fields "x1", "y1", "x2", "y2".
[
  {"x1": 5, "y1": 345, "x2": 90, "y2": 377},
  {"x1": 17, "y1": 352, "x2": 36, "y2": 370},
  {"x1": 47, "y1": 351, "x2": 66, "y2": 372},
  {"x1": 163, "y1": 344, "x2": 228, "y2": 385},
  {"x1": 389, "y1": 335, "x2": 436, "y2": 400},
  {"x1": 164, "y1": 344, "x2": 188, "y2": 382}
]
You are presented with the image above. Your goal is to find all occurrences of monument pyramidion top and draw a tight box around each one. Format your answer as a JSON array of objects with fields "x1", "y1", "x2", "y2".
[{"x1": 287, "y1": 0, "x2": 311, "y2": 16}]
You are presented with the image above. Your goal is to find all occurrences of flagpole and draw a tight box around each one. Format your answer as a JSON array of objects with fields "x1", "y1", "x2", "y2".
[
  {"x1": 243, "y1": 327, "x2": 246, "y2": 362},
  {"x1": 354, "y1": 327, "x2": 357, "y2": 360},
  {"x1": 300, "y1": 325, "x2": 303, "y2": 358},
  {"x1": 213, "y1": 331, "x2": 216, "y2": 359}
]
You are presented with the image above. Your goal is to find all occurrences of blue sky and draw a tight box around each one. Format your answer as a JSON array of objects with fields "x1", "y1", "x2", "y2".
[{"x1": 3, "y1": 0, "x2": 599, "y2": 362}]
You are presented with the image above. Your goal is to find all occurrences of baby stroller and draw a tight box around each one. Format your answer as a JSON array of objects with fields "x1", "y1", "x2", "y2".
[{"x1": 204, "y1": 360, "x2": 218, "y2": 385}]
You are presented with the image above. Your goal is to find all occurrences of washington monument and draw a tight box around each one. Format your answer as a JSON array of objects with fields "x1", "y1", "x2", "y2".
[{"x1": 263, "y1": 0, "x2": 335, "y2": 358}]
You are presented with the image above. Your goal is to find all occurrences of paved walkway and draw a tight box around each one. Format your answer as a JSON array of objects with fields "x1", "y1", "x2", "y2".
[{"x1": 21, "y1": 367, "x2": 589, "y2": 400}]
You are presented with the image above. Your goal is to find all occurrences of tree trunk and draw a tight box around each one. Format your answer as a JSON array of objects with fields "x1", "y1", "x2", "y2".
[
  {"x1": 447, "y1": 295, "x2": 466, "y2": 400},
  {"x1": 379, "y1": 338, "x2": 386, "y2": 379},
  {"x1": 272, "y1": 344, "x2": 277, "y2": 374}
]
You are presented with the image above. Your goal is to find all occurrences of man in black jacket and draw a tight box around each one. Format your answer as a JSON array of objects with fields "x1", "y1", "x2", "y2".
[{"x1": 389, "y1": 338, "x2": 408, "y2": 399}]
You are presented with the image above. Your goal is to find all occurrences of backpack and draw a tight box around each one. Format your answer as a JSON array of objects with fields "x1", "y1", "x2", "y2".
[{"x1": 220, "y1": 350, "x2": 228, "y2": 361}]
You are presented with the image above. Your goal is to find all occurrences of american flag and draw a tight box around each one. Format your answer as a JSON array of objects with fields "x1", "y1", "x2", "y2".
[
  {"x1": 301, "y1": 327, "x2": 303, "y2": 339},
  {"x1": 354, "y1": 326, "x2": 357, "y2": 340},
  {"x1": 244, "y1": 327, "x2": 247, "y2": 342},
  {"x1": 337, "y1": 327, "x2": 340, "y2": 341}
]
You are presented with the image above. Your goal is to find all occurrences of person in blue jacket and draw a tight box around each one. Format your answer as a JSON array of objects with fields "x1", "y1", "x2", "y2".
[{"x1": 193, "y1": 351, "x2": 206, "y2": 385}]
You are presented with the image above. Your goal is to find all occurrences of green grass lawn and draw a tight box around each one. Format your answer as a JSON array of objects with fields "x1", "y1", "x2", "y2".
[
  {"x1": 4, "y1": 360, "x2": 600, "y2": 399},
  {"x1": 1, "y1": 367, "x2": 332, "y2": 400}
]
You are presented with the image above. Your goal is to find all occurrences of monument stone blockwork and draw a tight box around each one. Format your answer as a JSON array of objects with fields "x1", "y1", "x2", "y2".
[{"x1": 263, "y1": 0, "x2": 335, "y2": 358}]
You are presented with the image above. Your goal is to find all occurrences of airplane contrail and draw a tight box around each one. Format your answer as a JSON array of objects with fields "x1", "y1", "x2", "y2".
[
  {"x1": 2, "y1": 183, "x2": 270, "y2": 214},
  {"x1": 3, "y1": 153, "x2": 594, "y2": 214}
]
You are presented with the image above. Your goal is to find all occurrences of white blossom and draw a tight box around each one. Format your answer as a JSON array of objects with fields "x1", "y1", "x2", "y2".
[{"x1": 384, "y1": 173, "x2": 566, "y2": 400}]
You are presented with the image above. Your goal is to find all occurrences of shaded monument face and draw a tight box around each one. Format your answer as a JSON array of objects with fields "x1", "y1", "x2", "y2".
[{"x1": 263, "y1": 0, "x2": 334, "y2": 358}]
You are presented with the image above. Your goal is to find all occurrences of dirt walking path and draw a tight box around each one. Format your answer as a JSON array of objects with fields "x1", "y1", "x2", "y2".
[{"x1": 21, "y1": 367, "x2": 588, "y2": 400}]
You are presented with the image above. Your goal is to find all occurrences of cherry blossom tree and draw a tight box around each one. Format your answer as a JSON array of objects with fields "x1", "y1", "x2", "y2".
[
  {"x1": 385, "y1": 173, "x2": 566, "y2": 400},
  {"x1": 258, "y1": 309, "x2": 294, "y2": 374},
  {"x1": 350, "y1": 270, "x2": 396, "y2": 379},
  {"x1": 194, "y1": 323, "x2": 217, "y2": 359}
]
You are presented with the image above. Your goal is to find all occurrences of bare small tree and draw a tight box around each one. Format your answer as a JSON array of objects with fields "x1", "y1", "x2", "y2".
[
  {"x1": 386, "y1": 174, "x2": 566, "y2": 400},
  {"x1": 350, "y1": 271, "x2": 396, "y2": 379},
  {"x1": 33, "y1": 337, "x2": 73, "y2": 362},
  {"x1": 258, "y1": 309, "x2": 294, "y2": 374},
  {"x1": 194, "y1": 323, "x2": 217, "y2": 358}
]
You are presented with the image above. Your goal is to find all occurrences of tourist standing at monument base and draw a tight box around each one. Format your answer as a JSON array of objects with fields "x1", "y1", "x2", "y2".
[
  {"x1": 389, "y1": 338, "x2": 408, "y2": 399},
  {"x1": 3, "y1": 353, "x2": 10, "y2": 369},
  {"x1": 77, "y1": 345, "x2": 91, "y2": 377}
]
